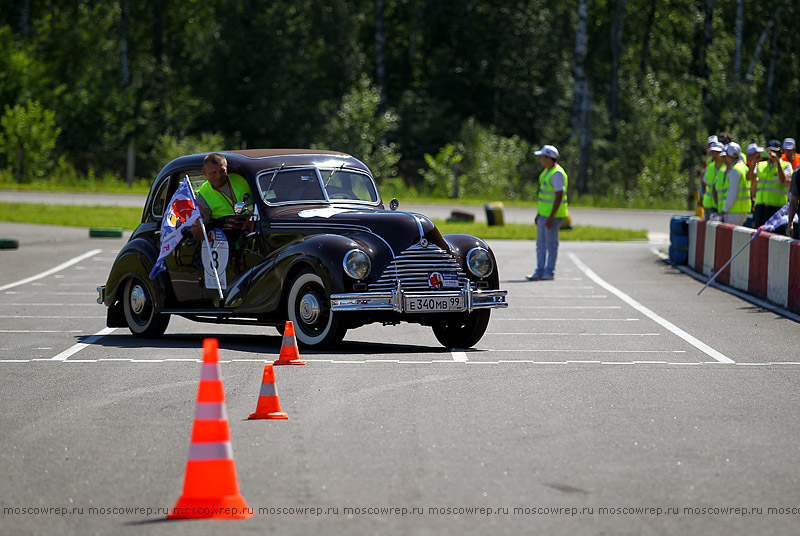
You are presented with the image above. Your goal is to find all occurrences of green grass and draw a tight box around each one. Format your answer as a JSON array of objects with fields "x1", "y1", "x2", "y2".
[
  {"x1": 433, "y1": 220, "x2": 647, "y2": 241},
  {"x1": 0, "y1": 202, "x2": 648, "y2": 241},
  {"x1": 1, "y1": 203, "x2": 144, "y2": 229}
]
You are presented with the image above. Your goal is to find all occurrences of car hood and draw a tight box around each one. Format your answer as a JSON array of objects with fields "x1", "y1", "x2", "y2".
[{"x1": 268, "y1": 205, "x2": 443, "y2": 254}]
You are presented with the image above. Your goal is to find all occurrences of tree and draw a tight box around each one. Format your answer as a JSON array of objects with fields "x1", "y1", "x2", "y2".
[{"x1": 0, "y1": 100, "x2": 61, "y2": 183}]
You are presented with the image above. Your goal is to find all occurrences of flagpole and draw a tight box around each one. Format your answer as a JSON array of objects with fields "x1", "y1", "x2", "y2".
[
  {"x1": 697, "y1": 229, "x2": 760, "y2": 295},
  {"x1": 186, "y1": 177, "x2": 224, "y2": 301}
]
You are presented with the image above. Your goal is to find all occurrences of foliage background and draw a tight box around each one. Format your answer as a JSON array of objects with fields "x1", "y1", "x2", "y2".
[{"x1": 0, "y1": 0, "x2": 797, "y2": 208}]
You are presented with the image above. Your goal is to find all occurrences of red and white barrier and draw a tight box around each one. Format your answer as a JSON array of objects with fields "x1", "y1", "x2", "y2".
[{"x1": 688, "y1": 218, "x2": 800, "y2": 313}]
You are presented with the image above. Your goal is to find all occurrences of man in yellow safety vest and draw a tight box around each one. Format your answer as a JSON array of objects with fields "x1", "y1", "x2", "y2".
[
  {"x1": 748, "y1": 139, "x2": 791, "y2": 233},
  {"x1": 191, "y1": 153, "x2": 252, "y2": 240},
  {"x1": 527, "y1": 144, "x2": 568, "y2": 281},
  {"x1": 719, "y1": 142, "x2": 751, "y2": 226}
]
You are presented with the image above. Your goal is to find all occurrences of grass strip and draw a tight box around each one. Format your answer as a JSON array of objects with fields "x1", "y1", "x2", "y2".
[{"x1": 0, "y1": 202, "x2": 648, "y2": 241}]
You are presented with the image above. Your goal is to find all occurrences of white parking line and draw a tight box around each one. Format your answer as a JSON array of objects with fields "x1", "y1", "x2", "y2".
[
  {"x1": 500, "y1": 318, "x2": 640, "y2": 322},
  {"x1": 50, "y1": 327, "x2": 116, "y2": 361},
  {"x1": 3, "y1": 359, "x2": 796, "y2": 367},
  {"x1": 568, "y1": 253, "x2": 734, "y2": 364},
  {"x1": 486, "y1": 332, "x2": 660, "y2": 336},
  {"x1": 0, "y1": 315, "x2": 106, "y2": 319},
  {"x1": 451, "y1": 350, "x2": 468, "y2": 362},
  {"x1": 0, "y1": 249, "x2": 102, "y2": 291}
]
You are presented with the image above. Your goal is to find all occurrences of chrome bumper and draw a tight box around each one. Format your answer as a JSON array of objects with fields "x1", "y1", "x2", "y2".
[
  {"x1": 97, "y1": 286, "x2": 106, "y2": 304},
  {"x1": 330, "y1": 284, "x2": 507, "y2": 313}
]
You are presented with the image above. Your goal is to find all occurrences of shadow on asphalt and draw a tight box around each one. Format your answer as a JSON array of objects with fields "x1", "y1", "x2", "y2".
[{"x1": 77, "y1": 332, "x2": 453, "y2": 356}]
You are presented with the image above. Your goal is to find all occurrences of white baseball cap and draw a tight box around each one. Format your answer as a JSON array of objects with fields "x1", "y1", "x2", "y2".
[
  {"x1": 707, "y1": 135, "x2": 719, "y2": 145},
  {"x1": 745, "y1": 143, "x2": 763, "y2": 156},
  {"x1": 725, "y1": 142, "x2": 741, "y2": 158},
  {"x1": 709, "y1": 142, "x2": 724, "y2": 153},
  {"x1": 534, "y1": 145, "x2": 559, "y2": 159},
  {"x1": 783, "y1": 138, "x2": 796, "y2": 150}
]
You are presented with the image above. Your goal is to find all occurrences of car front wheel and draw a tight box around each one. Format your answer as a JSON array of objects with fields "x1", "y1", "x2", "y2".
[
  {"x1": 432, "y1": 310, "x2": 490, "y2": 349},
  {"x1": 123, "y1": 276, "x2": 170, "y2": 338},
  {"x1": 286, "y1": 270, "x2": 346, "y2": 348}
]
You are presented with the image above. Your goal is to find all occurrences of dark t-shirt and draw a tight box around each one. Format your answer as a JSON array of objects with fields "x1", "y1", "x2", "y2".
[{"x1": 792, "y1": 169, "x2": 799, "y2": 197}]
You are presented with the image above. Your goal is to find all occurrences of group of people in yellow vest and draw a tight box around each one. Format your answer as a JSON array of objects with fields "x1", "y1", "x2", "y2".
[{"x1": 700, "y1": 133, "x2": 799, "y2": 236}]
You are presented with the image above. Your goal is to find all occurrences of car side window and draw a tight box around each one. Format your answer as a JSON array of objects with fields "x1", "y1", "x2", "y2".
[{"x1": 151, "y1": 176, "x2": 171, "y2": 218}]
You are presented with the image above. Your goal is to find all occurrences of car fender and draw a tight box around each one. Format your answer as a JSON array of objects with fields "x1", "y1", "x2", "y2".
[
  {"x1": 227, "y1": 233, "x2": 386, "y2": 312},
  {"x1": 442, "y1": 233, "x2": 501, "y2": 287},
  {"x1": 103, "y1": 237, "x2": 169, "y2": 307}
]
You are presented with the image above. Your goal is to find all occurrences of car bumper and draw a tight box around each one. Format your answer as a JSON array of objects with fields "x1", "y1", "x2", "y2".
[{"x1": 330, "y1": 284, "x2": 507, "y2": 313}]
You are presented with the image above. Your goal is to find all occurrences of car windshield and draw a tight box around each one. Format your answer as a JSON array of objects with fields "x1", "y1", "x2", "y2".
[{"x1": 258, "y1": 167, "x2": 379, "y2": 205}]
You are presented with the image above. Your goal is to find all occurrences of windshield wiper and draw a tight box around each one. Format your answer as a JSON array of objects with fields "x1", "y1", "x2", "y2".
[
  {"x1": 264, "y1": 162, "x2": 285, "y2": 198},
  {"x1": 324, "y1": 163, "x2": 346, "y2": 186}
]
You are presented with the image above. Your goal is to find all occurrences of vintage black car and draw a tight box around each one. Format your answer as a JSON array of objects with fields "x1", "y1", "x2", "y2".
[{"x1": 97, "y1": 149, "x2": 507, "y2": 349}]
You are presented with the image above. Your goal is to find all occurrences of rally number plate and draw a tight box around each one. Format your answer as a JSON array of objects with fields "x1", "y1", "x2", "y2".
[{"x1": 404, "y1": 295, "x2": 465, "y2": 313}]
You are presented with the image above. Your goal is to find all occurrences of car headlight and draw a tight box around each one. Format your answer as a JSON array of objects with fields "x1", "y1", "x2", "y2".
[
  {"x1": 343, "y1": 249, "x2": 371, "y2": 280},
  {"x1": 466, "y1": 247, "x2": 493, "y2": 278}
]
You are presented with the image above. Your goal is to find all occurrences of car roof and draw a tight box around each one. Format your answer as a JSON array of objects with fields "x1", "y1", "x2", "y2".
[{"x1": 159, "y1": 149, "x2": 372, "y2": 179}]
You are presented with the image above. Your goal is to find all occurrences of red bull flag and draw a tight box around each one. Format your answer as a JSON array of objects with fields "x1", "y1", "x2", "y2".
[{"x1": 149, "y1": 178, "x2": 201, "y2": 279}]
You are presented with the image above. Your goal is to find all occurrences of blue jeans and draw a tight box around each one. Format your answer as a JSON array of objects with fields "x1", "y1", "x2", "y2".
[{"x1": 535, "y1": 216, "x2": 563, "y2": 276}]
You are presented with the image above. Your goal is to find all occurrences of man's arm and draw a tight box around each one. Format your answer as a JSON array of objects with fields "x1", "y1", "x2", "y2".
[
  {"x1": 546, "y1": 171, "x2": 565, "y2": 229},
  {"x1": 748, "y1": 162, "x2": 758, "y2": 200},
  {"x1": 191, "y1": 195, "x2": 212, "y2": 240},
  {"x1": 722, "y1": 170, "x2": 738, "y2": 214}
]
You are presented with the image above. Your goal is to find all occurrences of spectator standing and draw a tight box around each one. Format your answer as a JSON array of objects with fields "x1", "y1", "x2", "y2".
[
  {"x1": 703, "y1": 142, "x2": 725, "y2": 220},
  {"x1": 750, "y1": 139, "x2": 791, "y2": 232},
  {"x1": 781, "y1": 138, "x2": 800, "y2": 171},
  {"x1": 699, "y1": 135, "x2": 718, "y2": 217},
  {"x1": 527, "y1": 144, "x2": 567, "y2": 281},
  {"x1": 719, "y1": 142, "x2": 750, "y2": 226}
]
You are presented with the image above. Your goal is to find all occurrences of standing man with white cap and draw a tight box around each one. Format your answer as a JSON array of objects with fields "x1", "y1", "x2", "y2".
[
  {"x1": 703, "y1": 142, "x2": 726, "y2": 220},
  {"x1": 781, "y1": 138, "x2": 800, "y2": 171},
  {"x1": 749, "y1": 139, "x2": 791, "y2": 232},
  {"x1": 719, "y1": 142, "x2": 751, "y2": 226},
  {"x1": 527, "y1": 144, "x2": 567, "y2": 281}
]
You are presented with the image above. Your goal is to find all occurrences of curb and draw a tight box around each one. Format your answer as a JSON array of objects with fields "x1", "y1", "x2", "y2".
[
  {"x1": 89, "y1": 228, "x2": 123, "y2": 238},
  {"x1": 0, "y1": 238, "x2": 20, "y2": 249}
]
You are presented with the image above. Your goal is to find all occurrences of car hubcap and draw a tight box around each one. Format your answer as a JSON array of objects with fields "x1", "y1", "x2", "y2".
[
  {"x1": 299, "y1": 292, "x2": 320, "y2": 325},
  {"x1": 130, "y1": 284, "x2": 147, "y2": 316}
]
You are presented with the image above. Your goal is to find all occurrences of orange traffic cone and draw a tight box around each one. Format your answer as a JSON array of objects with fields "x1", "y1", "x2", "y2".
[
  {"x1": 168, "y1": 339, "x2": 252, "y2": 519},
  {"x1": 248, "y1": 364, "x2": 288, "y2": 420},
  {"x1": 273, "y1": 321, "x2": 306, "y2": 365}
]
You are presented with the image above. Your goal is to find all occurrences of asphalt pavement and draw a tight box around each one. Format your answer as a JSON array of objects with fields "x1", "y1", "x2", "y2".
[{"x1": 1, "y1": 218, "x2": 798, "y2": 535}]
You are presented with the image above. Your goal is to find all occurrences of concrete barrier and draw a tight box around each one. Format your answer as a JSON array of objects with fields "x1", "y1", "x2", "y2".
[{"x1": 687, "y1": 217, "x2": 799, "y2": 314}]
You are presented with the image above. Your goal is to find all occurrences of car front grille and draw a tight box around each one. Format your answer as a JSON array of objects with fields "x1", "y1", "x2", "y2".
[{"x1": 368, "y1": 243, "x2": 467, "y2": 291}]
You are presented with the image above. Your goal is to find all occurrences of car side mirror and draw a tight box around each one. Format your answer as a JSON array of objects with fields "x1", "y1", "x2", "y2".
[{"x1": 390, "y1": 198, "x2": 399, "y2": 211}]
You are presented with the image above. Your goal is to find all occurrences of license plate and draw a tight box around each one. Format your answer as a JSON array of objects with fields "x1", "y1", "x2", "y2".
[{"x1": 404, "y1": 295, "x2": 464, "y2": 313}]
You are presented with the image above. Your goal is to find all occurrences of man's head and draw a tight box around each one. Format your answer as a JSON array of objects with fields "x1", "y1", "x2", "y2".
[
  {"x1": 535, "y1": 144, "x2": 559, "y2": 166},
  {"x1": 718, "y1": 132, "x2": 732, "y2": 145},
  {"x1": 783, "y1": 138, "x2": 796, "y2": 159},
  {"x1": 722, "y1": 142, "x2": 741, "y2": 165},
  {"x1": 203, "y1": 153, "x2": 229, "y2": 188},
  {"x1": 745, "y1": 143, "x2": 763, "y2": 162},
  {"x1": 709, "y1": 142, "x2": 725, "y2": 163}
]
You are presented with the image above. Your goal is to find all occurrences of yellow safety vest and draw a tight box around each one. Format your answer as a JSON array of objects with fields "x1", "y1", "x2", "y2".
[
  {"x1": 715, "y1": 166, "x2": 728, "y2": 213},
  {"x1": 538, "y1": 164, "x2": 568, "y2": 218},
  {"x1": 703, "y1": 163, "x2": 722, "y2": 209},
  {"x1": 754, "y1": 161, "x2": 789, "y2": 207},
  {"x1": 197, "y1": 173, "x2": 252, "y2": 219},
  {"x1": 722, "y1": 162, "x2": 750, "y2": 214}
]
